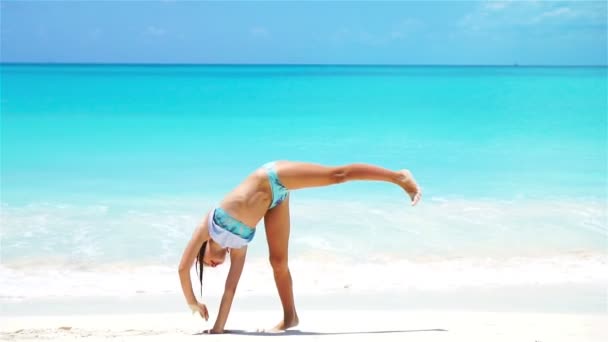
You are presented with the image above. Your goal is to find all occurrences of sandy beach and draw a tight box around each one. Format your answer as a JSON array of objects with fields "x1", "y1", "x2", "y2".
[
  {"x1": 2, "y1": 309, "x2": 606, "y2": 342},
  {"x1": 2, "y1": 285, "x2": 607, "y2": 342}
]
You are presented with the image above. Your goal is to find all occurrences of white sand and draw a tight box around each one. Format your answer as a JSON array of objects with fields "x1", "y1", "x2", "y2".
[{"x1": 1, "y1": 310, "x2": 606, "y2": 342}]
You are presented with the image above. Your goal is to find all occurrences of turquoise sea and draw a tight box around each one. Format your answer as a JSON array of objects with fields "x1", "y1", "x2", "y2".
[{"x1": 1, "y1": 65, "x2": 606, "y2": 300}]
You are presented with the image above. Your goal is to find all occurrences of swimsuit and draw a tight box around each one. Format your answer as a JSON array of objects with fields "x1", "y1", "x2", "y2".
[
  {"x1": 208, "y1": 207, "x2": 255, "y2": 249},
  {"x1": 262, "y1": 161, "x2": 289, "y2": 209},
  {"x1": 208, "y1": 161, "x2": 290, "y2": 249}
]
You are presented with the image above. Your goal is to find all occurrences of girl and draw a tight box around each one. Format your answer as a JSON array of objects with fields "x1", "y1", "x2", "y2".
[{"x1": 178, "y1": 161, "x2": 422, "y2": 333}]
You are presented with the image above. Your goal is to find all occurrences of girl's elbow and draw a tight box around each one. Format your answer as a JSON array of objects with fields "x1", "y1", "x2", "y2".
[{"x1": 177, "y1": 262, "x2": 190, "y2": 274}]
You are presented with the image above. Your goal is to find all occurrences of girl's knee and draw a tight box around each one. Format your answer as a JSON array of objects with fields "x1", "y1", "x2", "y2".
[
  {"x1": 332, "y1": 166, "x2": 348, "y2": 183},
  {"x1": 269, "y1": 255, "x2": 289, "y2": 273}
]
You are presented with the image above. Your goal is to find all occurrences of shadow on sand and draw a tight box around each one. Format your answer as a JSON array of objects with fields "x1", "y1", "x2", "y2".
[{"x1": 196, "y1": 328, "x2": 447, "y2": 336}]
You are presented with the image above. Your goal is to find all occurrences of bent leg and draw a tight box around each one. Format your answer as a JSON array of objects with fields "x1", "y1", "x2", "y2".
[{"x1": 264, "y1": 195, "x2": 299, "y2": 331}]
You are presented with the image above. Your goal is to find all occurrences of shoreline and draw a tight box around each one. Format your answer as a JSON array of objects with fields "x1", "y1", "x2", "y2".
[
  {"x1": 2, "y1": 252, "x2": 606, "y2": 310},
  {"x1": 2, "y1": 283, "x2": 606, "y2": 317}
]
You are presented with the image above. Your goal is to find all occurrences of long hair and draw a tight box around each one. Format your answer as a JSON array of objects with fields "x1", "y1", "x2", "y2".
[{"x1": 195, "y1": 240, "x2": 208, "y2": 297}]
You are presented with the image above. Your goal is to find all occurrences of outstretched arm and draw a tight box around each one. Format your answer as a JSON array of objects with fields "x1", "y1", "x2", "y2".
[{"x1": 209, "y1": 247, "x2": 247, "y2": 333}]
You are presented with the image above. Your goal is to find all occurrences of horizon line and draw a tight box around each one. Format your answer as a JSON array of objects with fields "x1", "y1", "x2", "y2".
[{"x1": 1, "y1": 62, "x2": 607, "y2": 68}]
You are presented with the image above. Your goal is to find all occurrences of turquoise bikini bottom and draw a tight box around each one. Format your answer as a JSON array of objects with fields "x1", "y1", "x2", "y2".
[{"x1": 263, "y1": 161, "x2": 289, "y2": 209}]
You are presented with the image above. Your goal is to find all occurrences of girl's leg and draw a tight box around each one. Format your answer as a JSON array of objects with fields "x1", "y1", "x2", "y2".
[
  {"x1": 263, "y1": 195, "x2": 299, "y2": 331},
  {"x1": 274, "y1": 161, "x2": 422, "y2": 205}
]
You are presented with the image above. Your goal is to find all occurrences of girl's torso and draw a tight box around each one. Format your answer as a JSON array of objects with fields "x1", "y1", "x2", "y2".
[{"x1": 218, "y1": 167, "x2": 274, "y2": 229}]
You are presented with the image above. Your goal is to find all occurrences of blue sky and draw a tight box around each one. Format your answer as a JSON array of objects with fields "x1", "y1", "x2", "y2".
[{"x1": 1, "y1": 1, "x2": 606, "y2": 65}]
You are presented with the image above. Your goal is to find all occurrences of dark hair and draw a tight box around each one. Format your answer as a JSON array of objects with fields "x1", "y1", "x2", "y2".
[{"x1": 195, "y1": 240, "x2": 208, "y2": 297}]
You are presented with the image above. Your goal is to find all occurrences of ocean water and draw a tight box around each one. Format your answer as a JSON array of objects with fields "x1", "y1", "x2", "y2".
[{"x1": 1, "y1": 64, "x2": 607, "y2": 301}]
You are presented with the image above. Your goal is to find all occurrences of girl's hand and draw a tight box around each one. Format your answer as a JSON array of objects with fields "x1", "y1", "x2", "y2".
[{"x1": 189, "y1": 302, "x2": 209, "y2": 321}]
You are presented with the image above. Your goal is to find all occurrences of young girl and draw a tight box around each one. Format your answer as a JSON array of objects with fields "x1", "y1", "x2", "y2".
[{"x1": 178, "y1": 161, "x2": 422, "y2": 333}]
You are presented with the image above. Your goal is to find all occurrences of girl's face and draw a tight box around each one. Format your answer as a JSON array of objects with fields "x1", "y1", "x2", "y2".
[{"x1": 203, "y1": 240, "x2": 228, "y2": 267}]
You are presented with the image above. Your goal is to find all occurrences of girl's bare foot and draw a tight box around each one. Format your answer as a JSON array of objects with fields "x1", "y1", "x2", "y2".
[
  {"x1": 259, "y1": 314, "x2": 299, "y2": 333},
  {"x1": 398, "y1": 169, "x2": 422, "y2": 206}
]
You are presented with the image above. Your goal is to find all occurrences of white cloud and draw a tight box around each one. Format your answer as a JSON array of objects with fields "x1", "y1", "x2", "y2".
[
  {"x1": 250, "y1": 26, "x2": 270, "y2": 39},
  {"x1": 145, "y1": 26, "x2": 166, "y2": 37},
  {"x1": 459, "y1": 1, "x2": 604, "y2": 32},
  {"x1": 329, "y1": 27, "x2": 350, "y2": 44},
  {"x1": 544, "y1": 7, "x2": 573, "y2": 17},
  {"x1": 329, "y1": 18, "x2": 423, "y2": 46},
  {"x1": 483, "y1": 1, "x2": 512, "y2": 11},
  {"x1": 390, "y1": 31, "x2": 405, "y2": 40},
  {"x1": 392, "y1": 18, "x2": 424, "y2": 37},
  {"x1": 330, "y1": 29, "x2": 393, "y2": 46},
  {"x1": 532, "y1": 7, "x2": 576, "y2": 23},
  {"x1": 359, "y1": 31, "x2": 385, "y2": 46}
]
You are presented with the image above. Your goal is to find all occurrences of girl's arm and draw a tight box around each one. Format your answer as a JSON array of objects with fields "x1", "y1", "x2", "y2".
[
  {"x1": 211, "y1": 247, "x2": 247, "y2": 333},
  {"x1": 178, "y1": 215, "x2": 211, "y2": 318}
]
